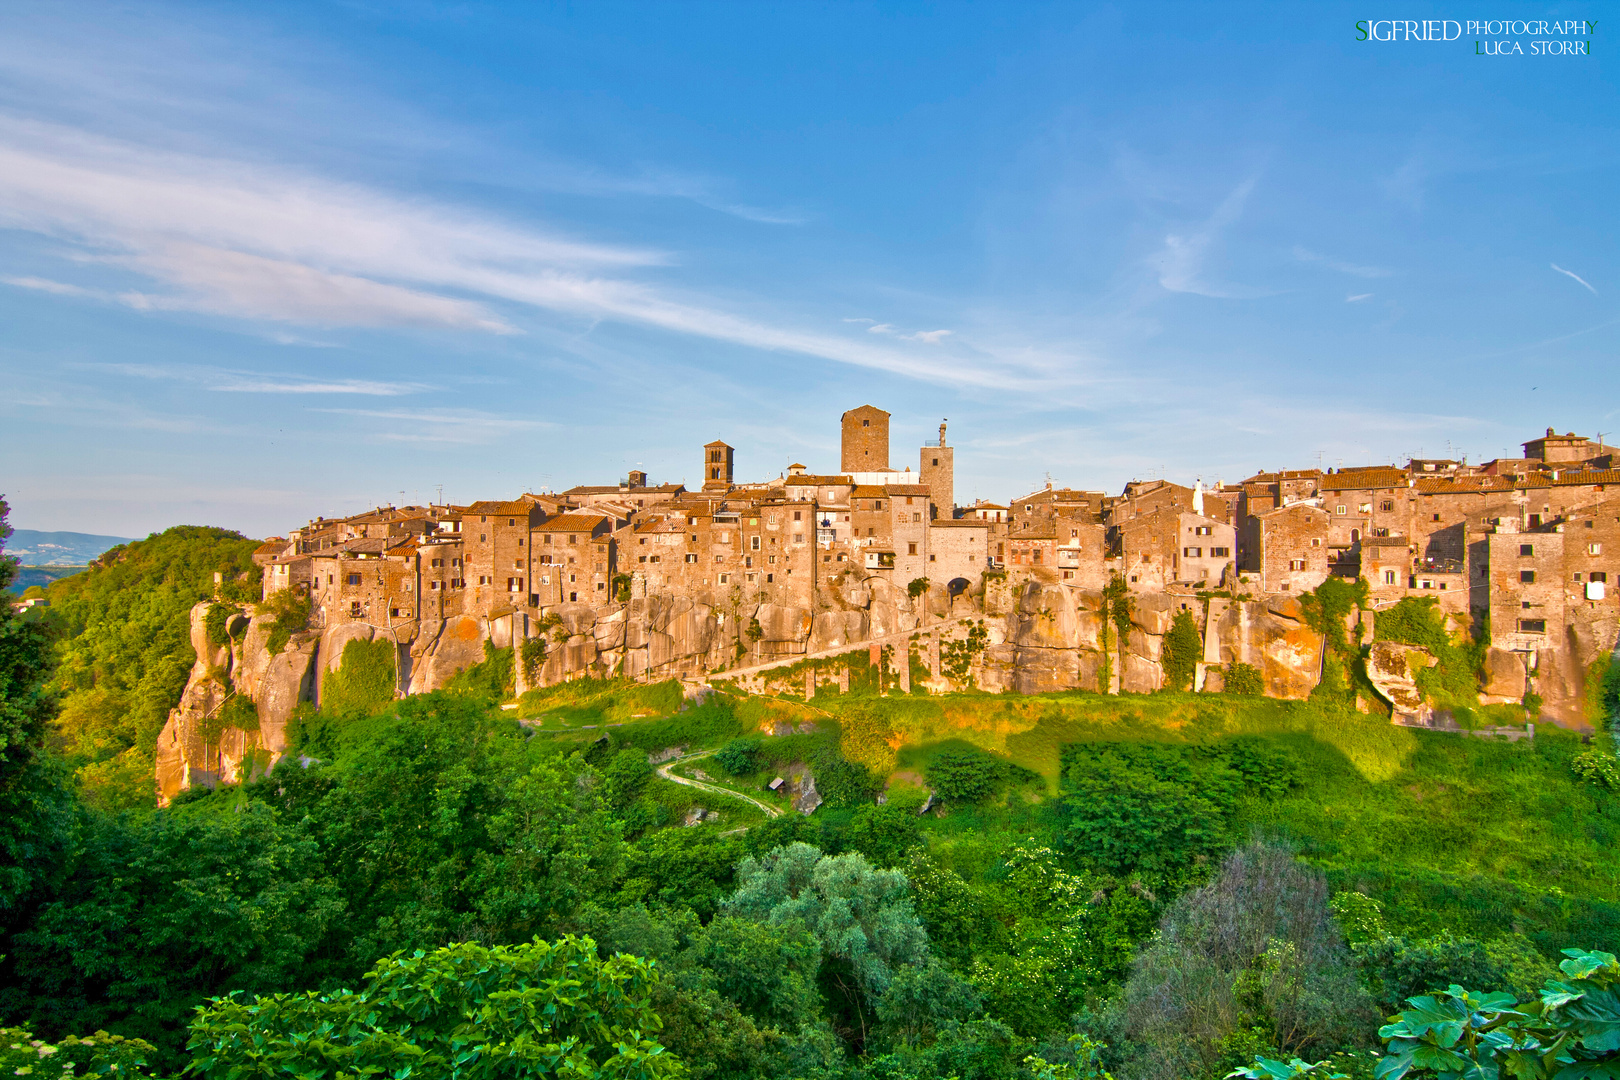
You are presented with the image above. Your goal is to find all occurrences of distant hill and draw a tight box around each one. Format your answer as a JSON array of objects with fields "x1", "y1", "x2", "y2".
[
  {"x1": 8, "y1": 565, "x2": 85, "y2": 594},
  {"x1": 6, "y1": 529, "x2": 138, "y2": 566}
]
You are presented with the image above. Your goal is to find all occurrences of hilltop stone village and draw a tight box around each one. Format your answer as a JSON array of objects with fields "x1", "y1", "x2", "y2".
[{"x1": 157, "y1": 406, "x2": 1620, "y2": 801}]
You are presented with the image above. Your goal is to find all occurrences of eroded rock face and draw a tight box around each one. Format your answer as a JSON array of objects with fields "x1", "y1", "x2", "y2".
[
  {"x1": 158, "y1": 572, "x2": 1356, "y2": 804},
  {"x1": 409, "y1": 615, "x2": 486, "y2": 693},
  {"x1": 1367, "y1": 641, "x2": 1436, "y2": 724},
  {"x1": 1481, "y1": 647, "x2": 1527, "y2": 700}
]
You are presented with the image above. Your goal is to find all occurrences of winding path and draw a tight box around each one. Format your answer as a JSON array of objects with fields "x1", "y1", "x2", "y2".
[{"x1": 655, "y1": 751, "x2": 784, "y2": 818}]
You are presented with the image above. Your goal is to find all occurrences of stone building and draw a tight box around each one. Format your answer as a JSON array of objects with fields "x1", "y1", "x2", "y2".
[
  {"x1": 841, "y1": 405, "x2": 890, "y2": 471},
  {"x1": 532, "y1": 513, "x2": 615, "y2": 606},
  {"x1": 1487, "y1": 521, "x2": 1567, "y2": 653},
  {"x1": 1120, "y1": 508, "x2": 1235, "y2": 592},
  {"x1": 926, "y1": 519, "x2": 991, "y2": 588},
  {"x1": 463, "y1": 500, "x2": 549, "y2": 616},
  {"x1": 919, "y1": 421, "x2": 954, "y2": 520},
  {"x1": 564, "y1": 477, "x2": 685, "y2": 511},
  {"x1": 703, "y1": 441, "x2": 735, "y2": 488},
  {"x1": 1252, "y1": 503, "x2": 1331, "y2": 594}
]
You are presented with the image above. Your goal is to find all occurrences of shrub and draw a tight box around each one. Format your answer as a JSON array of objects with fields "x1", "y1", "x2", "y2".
[
  {"x1": 1571, "y1": 748, "x2": 1620, "y2": 790},
  {"x1": 925, "y1": 745, "x2": 1036, "y2": 805},
  {"x1": 1225, "y1": 662, "x2": 1264, "y2": 696},
  {"x1": 1121, "y1": 844, "x2": 1375, "y2": 1080},
  {"x1": 520, "y1": 636, "x2": 547, "y2": 685},
  {"x1": 204, "y1": 602, "x2": 240, "y2": 648},
  {"x1": 1375, "y1": 597, "x2": 1484, "y2": 708},
  {"x1": 715, "y1": 737, "x2": 762, "y2": 776},
  {"x1": 261, "y1": 588, "x2": 312, "y2": 656},
  {"x1": 186, "y1": 936, "x2": 680, "y2": 1080}
]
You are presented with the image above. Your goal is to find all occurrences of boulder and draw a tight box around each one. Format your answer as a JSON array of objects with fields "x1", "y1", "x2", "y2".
[
  {"x1": 1367, "y1": 641, "x2": 1436, "y2": 724},
  {"x1": 1130, "y1": 593, "x2": 1175, "y2": 637}
]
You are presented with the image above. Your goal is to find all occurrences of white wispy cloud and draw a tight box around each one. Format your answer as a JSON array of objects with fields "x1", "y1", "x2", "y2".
[
  {"x1": 1294, "y1": 247, "x2": 1392, "y2": 278},
  {"x1": 1346, "y1": 293, "x2": 1373, "y2": 303},
  {"x1": 2, "y1": 275, "x2": 90, "y2": 295},
  {"x1": 1151, "y1": 178, "x2": 1269, "y2": 299},
  {"x1": 0, "y1": 117, "x2": 1055, "y2": 391},
  {"x1": 1551, "y1": 263, "x2": 1597, "y2": 294},
  {"x1": 310, "y1": 406, "x2": 546, "y2": 444},
  {"x1": 86, "y1": 362, "x2": 428, "y2": 396}
]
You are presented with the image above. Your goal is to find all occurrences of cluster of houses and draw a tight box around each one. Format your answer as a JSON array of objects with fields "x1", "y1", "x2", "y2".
[{"x1": 255, "y1": 410, "x2": 1620, "y2": 662}]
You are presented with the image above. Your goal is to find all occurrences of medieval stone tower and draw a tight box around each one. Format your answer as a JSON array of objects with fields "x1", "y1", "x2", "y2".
[
  {"x1": 703, "y1": 439, "x2": 734, "y2": 487},
  {"x1": 920, "y1": 420, "x2": 954, "y2": 519},
  {"x1": 840, "y1": 405, "x2": 890, "y2": 472}
]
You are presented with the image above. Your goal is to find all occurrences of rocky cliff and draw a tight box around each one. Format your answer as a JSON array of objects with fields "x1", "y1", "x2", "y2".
[{"x1": 157, "y1": 572, "x2": 1611, "y2": 803}]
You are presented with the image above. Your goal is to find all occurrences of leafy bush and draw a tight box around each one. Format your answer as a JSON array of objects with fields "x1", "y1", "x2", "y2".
[
  {"x1": 1161, "y1": 610, "x2": 1201, "y2": 692},
  {"x1": 186, "y1": 936, "x2": 681, "y2": 1080},
  {"x1": 925, "y1": 746, "x2": 1034, "y2": 805},
  {"x1": 1354, "y1": 933, "x2": 1555, "y2": 1014},
  {"x1": 203, "y1": 602, "x2": 239, "y2": 649},
  {"x1": 715, "y1": 738, "x2": 761, "y2": 776},
  {"x1": 1225, "y1": 662, "x2": 1265, "y2": 696},
  {"x1": 260, "y1": 588, "x2": 312, "y2": 656},
  {"x1": 1057, "y1": 739, "x2": 1300, "y2": 880},
  {"x1": 812, "y1": 743, "x2": 882, "y2": 808},
  {"x1": 0, "y1": 1025, "x2": 162, "y2": 1078},
  {"x1": 1571, "y1": 748, "x2": 1620, "y2": 790}
]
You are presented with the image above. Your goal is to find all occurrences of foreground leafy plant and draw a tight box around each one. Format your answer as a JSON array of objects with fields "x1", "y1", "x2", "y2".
[{"x1": 186, "y1": 935, "x2": 682, "y2": 1079}]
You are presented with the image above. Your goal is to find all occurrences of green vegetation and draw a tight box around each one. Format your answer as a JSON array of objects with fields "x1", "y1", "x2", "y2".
[
  {"x1": 1161, "y1": 610, "x2": 1200, "y2": 692},
  {"x1": 259, "y1": 587, "x2": 311, "y2": 656},
  {"x1": 28, "y1": 524, "x2": 260, "y2": 808},
  {"x1": 2, "y1": 518, "x2": 1618, "y2": 1080},
  {"x1": 1375, "y1": 597, "x2": 1486, "y2": 710},
  {"x1": 1225, "y1": 662, "x2": 1264, "y2": 695}
]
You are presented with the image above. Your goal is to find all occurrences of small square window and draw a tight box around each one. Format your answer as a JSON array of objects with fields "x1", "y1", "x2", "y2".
[
  {"x1": 1520, "y1": 570, "x2": 1536, "y2": 584},
  {"x1": 1520, "y1": 544, "x2": 1535, "y2": 557}
]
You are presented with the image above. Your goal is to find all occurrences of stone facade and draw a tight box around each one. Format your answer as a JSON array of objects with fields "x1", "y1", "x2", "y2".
[{"x1": 841, "y1": 405, "x2": 890, "y2": 471}]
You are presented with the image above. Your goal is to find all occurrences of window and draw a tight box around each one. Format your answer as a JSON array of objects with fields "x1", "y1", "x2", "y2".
[
  {"x1": 908, "y1": 542, "x2": 918, "y2": 555},
  {"x1": 1360, "y1": 504, "x2": 1372, "y2": 514},
  {"x1": 1529, "y1": 514, "x2": 1543, "y2": 527},
  {"x1": 1184, "y1": 546, "x2": 1202, "y2": 558},
  {"x1": 1210, "y1": 547, "x2": 1230, "y2": 557},
  {"x1": 750, "y1": 535, "x2": 761, "y2": 550},
  {"x1": 516, "y1": 538, "x2": 523, "y2": 547},
  {"x1": 932, "y1": 457, "x2": 939, "y2": 466},
  {"x1": 1519, "y1": 619, "x2": 1546, "y2": 634},
  {"x1": 569, "y1": 591, "x2": 577, "y2": 602},
  {"x1": 569, "y1": 535, "x2": 577, "y2": 545},
  {"x1": 430, "y1": 581, "x2": 441, "y2": 590},
  {"x1": 1336, "y1": 505, "x2": 1346, "y2": 515},
  {"x1": 862, "y1": 418, "x2": 870, "y2": 427},
  {"x1": 1381, "y1": 500, "x2": 1395, "y2": 512},
  {"x1": 719, "y1": 573, "x2": 729, "y2": 584},
  {"x1": 1311, "y1": 538, "x2": 1323, "y2": 547},
  {"x1": 793, "y1": 533, "x2": 803, "y2": 544},
  {"x1": 1032, "y1": 549, "x2": 1042, "y2": 563},
  {"x1": 347, "y1": 573, "x2": 361, "y2": 585},
  {"x1": 431, "y1": 558, "x2": 442, "y2": 568},
  {"x1": 529, "y1": 593, "x2": 539, "y2": 606},
  {"x1": 1373, "y1": 527, "x2": 1389, "y2": 537},
  {"x1": 793, "y1": 510, "x2": 801, "y2": 521},
  {"x1": 1520, "y1": 544, "x2": 1535, "y2": 557},
  {"x1": 349, "y1": 601, "x2": 362, "y2": 617},
  {"x1": 1590, "y1": 571, "x2": 1608, "y2": 583},
  {"x1": 1589, "y1": 543, "x2": 1602, "y2": 555},
  {"x1": 480, "y1": 533, "x2": 487, "y2": 543},
  {"x1": 685, "y1": 553, "x2": 698, "y2": 563},
  {"x1": 766, "y1": 574, "x2": 774, "y2": 583},
  {"x1": 745, "y1": 556, "x2": 753, "y2": 568},
  {"x1": 1194, "y1": 525, "x2": 1212, "y2": 536},
  {"x1": 1520, "y1": 570, "x2": 1536, "y2": 583},
  {"x1": 929, "y1": 554, "x2": 936, "y2": 561},
  {"x1": 875, "y1": 501, "x2": 883, "y2": 510},
  {"x1": 1288, "y1": 559, "x2": 1306, "y2": 571},
  {"x1": 1383, "y1": 569, "x2": 1397, "y2": 585},
  {"x1": 913, "y1": 512, "x2": 923, "y2": 523}
]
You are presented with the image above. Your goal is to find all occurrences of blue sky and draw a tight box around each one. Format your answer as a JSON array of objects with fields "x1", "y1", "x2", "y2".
[{"x1": 0, "y1": 2, "x2": 1614, "y2": 536}]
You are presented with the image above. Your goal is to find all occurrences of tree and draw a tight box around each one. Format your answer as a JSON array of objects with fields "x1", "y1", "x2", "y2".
[
  {"x1": 1161, "y1": 610, "x2": 1201, "y2": 692},
  {"x1": 186, "y1": 936, "x2": 683, "y2": 1079},
  {"x1": 724, "y1": 843, "x2": 932, "y2": 1051},
  {"x1": 0, "y1": 496, "x2": 74, "y2": 933},
  {"x1": 1121, "y1": 845, "x2": 1374, "y2": 1080},
  {"x1": 714, "y1": 738, "x2": 761, "y2": 776}
]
